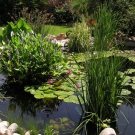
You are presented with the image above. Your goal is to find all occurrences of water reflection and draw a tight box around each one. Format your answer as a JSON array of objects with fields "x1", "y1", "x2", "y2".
[{"x1": 0, "y1": 73, "x2": 82, "y2": 134}]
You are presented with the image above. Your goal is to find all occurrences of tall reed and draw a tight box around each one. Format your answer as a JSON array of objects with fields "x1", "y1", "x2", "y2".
[
  {"x1": 93, "y1": 2, "x2": 117, "y2": 51},
  {"x1": 73, "y1": 2, "x2": 128, "y2": 134},
  {"x1": 73, "y1": 51, "x2": 127, "y2": 134}
]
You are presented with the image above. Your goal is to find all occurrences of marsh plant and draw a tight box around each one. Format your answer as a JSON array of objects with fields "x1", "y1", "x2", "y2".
[
  {"x1": 68, "y1": 19, "x2": 91, "y2": 52},
  {"x1": 0, "y1": 21, "x2": 66, "y2": 84},
  {"x1": 73, "y1": 52, "x2": 128, "y2": 134},
  {"x1": 93, "y1": 2, "x2": 117, "y2": 51},
  {"x1": 0, "y1": 18, "x2": 32, "y2": 44}
]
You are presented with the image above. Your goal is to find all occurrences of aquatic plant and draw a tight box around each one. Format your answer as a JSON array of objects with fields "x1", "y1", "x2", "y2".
[
  {"x1": 0, "y1": 26, "x2": 66, "y2": 84},
  {"x1": 0, "y1": 18, "x2": 32, "y2": 44},
  {"x1": 72, "y1": 51, "x2": 131, "y2": 134},
  {"x1": 93, "y1": 2, "x2": 117, "y2": 51}
]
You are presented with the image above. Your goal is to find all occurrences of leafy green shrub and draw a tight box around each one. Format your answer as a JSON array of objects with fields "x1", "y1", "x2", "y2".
[
  {"x1": 0, "y1": 31, "x2": 66, "y2": 85},
  {"x1": 18, "y1": 7, "x2": 54, "y2": 34},
  {"x1": 110, "y1": 0, "x2": 135, "y2": 36},
  {"x1": 0, "y1": 18, "x2": 32, "y2": 44},
  {"x1": 68, "y1": 20, "x2": 91, "y2": 52}
]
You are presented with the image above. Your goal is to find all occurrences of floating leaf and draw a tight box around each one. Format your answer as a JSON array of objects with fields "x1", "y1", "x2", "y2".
[
  {"x1": 121, "y1": 89, "x2": 131, "y2": 95},
  {"x1": 117, "y1": 100, "x2": 123, "y2": 106},
  {"x1": 43, "y1": 93, "x2": 57, "y2": 98},
  {"x1": 54, "y1": 91, "x2": 74, "y2": 96},
  {"x1": 24, "y1": 86, "x2": 34, "y2": 92},
  {"x1": 132, "y1": 85, "x2": 135, "y2": 90},
  {"x1": 126, "y1": 69, "x2": 135, "y2": 74},
  {"x1": 34, "y1": 94, "x2": 44, "y2": 99},
  {"x1": 62, "y1": 117, "x2": 69, "y2": 122}
]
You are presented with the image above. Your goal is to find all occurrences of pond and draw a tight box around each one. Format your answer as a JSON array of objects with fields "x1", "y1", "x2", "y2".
[{"x1": 1, "y1": 54, "x2": 135, "y2": 135}]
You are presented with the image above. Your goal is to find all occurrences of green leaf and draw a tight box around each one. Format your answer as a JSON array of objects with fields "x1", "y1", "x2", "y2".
[
  {"x1": 54, "y1": 91, "x2": 74, "y2": 96},
  {"x1": 121, "y1": 89, "x2": 131, "y2": 95},
  {"x1": 34, "y1": 94, "x2": 44, "y2": 99},
  {"x1": 17, "y1": 18, "x2": 24, "y2": 28},
  {"x1": 43, "y1": 93, "x2": 57, "y2": 98}
]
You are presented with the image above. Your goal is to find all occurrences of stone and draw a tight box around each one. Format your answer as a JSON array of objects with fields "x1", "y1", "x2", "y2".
[
  {"x1": 55, "y1": 33, "x2": 67, "y2": 40},
  {"x1": 0, "y1": 126, "x2": 8, "y2": 135},
  {"x1": 8, "y1": 123, "x2": 18, "y2": 133},
  {"x1": 6, "y1": 130, "x2": 12, "y2": 135},
  {"x1": 99, "y1": 128, "x2": 116, "y2": 135},
  {"x1": 24, "y1": 131, "x2": 31, "y2": 135},
  {"x1": 0, "y1": 121, "x2": 9, "y2": 128}
]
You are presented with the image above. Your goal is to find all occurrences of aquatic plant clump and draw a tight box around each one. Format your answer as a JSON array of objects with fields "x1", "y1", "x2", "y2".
[
  {"x1": 73, "y1": 52, "x2": 130, "y2": 134},
  {"x1": 0, "y1": 30, "x2": 66, "y2": 85}
]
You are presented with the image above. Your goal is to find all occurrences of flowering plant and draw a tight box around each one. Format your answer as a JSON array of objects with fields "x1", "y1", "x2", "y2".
[{"x1": 0, "y1": 30, "x2": 66, "y2": 85}]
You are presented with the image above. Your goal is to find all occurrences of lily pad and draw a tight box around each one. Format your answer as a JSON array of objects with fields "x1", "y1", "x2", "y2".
[
  {"x1": 121, "y1": 89, "x2": 131, "y2": 95},
  {"x1": 43, "y1": 93, "x2": 57, "y2": 98},
  {"x1": 126, "y1": 69, "x2": 135, "y2": 74},
  {"x1": 34, "y1": 94, "x2": 44, "y2": 99},
  {"x1": 54, "y1": 91, "x2": 74, "y2": 96}
]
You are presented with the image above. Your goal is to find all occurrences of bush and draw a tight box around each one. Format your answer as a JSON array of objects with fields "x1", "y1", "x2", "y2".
[
  {"x1": 110, "y1": 0, "x2": 135, "y2": 36},
  {"x1": 0, "y1": 18, "x2": 32, "y2": 44},
  {"x1": 68, "y1": 19, "x2": 91, "y2": 52},
  {"x1": 0, "y1": 22, "x2": 66, "y2": 85}
]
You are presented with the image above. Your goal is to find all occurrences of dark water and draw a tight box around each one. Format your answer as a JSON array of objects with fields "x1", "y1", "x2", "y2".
[
  {"x1": 1, "y1": 73, "x2": 135, "y2": 135},
  {"x1": 0, "y1": 73, "x2": 83, "y2": 134},
  {"x1": 117, "y1": 105, "x2": 135, "y2": 135}
]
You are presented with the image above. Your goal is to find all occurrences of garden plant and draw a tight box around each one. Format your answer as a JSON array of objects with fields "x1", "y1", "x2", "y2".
[{"x1": 0, "y1": 0, "x2": 135, "y2": 135}]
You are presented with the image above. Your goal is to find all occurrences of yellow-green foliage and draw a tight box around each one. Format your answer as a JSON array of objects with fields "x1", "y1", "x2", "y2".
[{"x1": 68, "y1": 20, "x2": 91, "y2": 52}]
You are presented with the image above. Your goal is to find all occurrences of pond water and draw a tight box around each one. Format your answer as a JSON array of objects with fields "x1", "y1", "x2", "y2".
[{"x1": 1, "y1": 73, "x2": 135, "y2": 135}]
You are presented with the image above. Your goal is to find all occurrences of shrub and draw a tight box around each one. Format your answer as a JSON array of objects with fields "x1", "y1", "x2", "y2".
[
  {"x1": 68, "y1": 19, "x2": 91, "y2": 52},
  {"x1": 0, "y1": 29, "x2": 66, "y2": 85},
  {"x1": 110, "y1": 0, "x2": 135, "y2": 36},
  {"x1": 0, "y1": 18, "x2": 32, "y2": 44}
]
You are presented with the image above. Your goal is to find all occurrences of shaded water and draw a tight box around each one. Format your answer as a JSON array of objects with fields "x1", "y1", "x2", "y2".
[{"x1": 1, "y1": 73, "x2": 135, "y2": 135}]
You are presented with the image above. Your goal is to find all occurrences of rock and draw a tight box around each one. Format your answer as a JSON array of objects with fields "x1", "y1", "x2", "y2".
[
  {"x1": 0, "y1": 121, "x2": 9, "y2": 128},
  {"x1": 12, "y1": 133, "x2": 20, "y2": 135},
  {"x1": 0, "y1": 126, "x2": 8, "y2": 135},
  {"x1": 6, "y1": 130, "x2": 12, "y2": 135},
  {"x1": 99, "y1": 128, "x2": 116, "y2": 135},
  {"x1": 25, "y1": 131, "x2": 31, "y2": 135},
  {"x1": 8, "y1": 123, "x2": 18, "y2": 133},
  {"x1": 55, "y1": 33, "x2": 67, "y2": 40}
]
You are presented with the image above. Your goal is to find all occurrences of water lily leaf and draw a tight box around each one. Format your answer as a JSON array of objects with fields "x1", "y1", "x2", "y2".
[
  {"x1": 64, "y1": 95, "x2": 80, "y2": 104},
  {"x1": 34, "y1": 94, "x2": 44, "y2": 99},
  {"x1": 60, "y1": 85, "x2": 74, "y2": 91},
  {"x1": 24, "y1": 86, "x2": 34, "y2": 92},
  {"x1": 43, "y1": 93, "x2": 57, "y2": 98},
  {"x1": 58, "y1": 95, "x2": 67, "y2": 100},
  {"x1": 43, "y1": 89, "x2": 53, "y2": 93},
  {"x1": 54, "y1": 80, "x2": 63, "y2": 86},
  {"x1": 38, "y1": 85, "x2": 52, "y2": 90},
  {"x1": 121, "y1": 89, "x2": 131, "y2": 95},
  {"x1": 122, "y1": 76, "x2": 131, "y2": 85},
  {"x1": 32, "y1": 90, "x2": 44, "y2": 95},
  {"x1": 62, "y1": 117, "x2": 69, "y2": 122},
  {"x1": 117, "y1": 100, "x2": 123, "y2": 106},
  {"x1": 132, "y1": 85, "x2": 135, "y2": 90},
  {"x1": 54, "y1": 91, "x2": 74, "y2": 96},
  {"x1": 126, "y1": 69, "x2": 135, "y2": 74}
]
